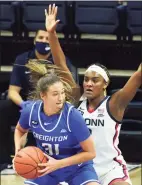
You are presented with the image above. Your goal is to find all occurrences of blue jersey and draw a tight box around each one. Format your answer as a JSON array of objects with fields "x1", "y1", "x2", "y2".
[{"x1": 19, "y1": 101, "x2": 92, "y2": 181}]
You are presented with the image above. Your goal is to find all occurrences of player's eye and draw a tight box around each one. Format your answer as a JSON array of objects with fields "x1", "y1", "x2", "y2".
[
  {"x1": 38, "y1": 36, "x2": 43, "y2": 40},
  {"x1": 53, "y1": 93, "x2": 58, "y2": 96},
  {"x1": 92, "y1": 79, "x2": 98, "y2": 83},
  {"x1": 84, "y1": 77, "x2": 89, "y2": 82}
]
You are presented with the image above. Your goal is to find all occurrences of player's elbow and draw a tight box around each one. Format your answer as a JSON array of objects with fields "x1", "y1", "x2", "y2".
[
  {"x1": 91, "y1": 151, "x2": 96, "y2": 158},
  {"x1": 8, "y1": 89, "x2": 13, "y2": 99},
  {"x1": 8, "y1": 88, "x2": 19, "y2": 100},
  {"x1": 88, "y1": 150, "x2": 96, "y2": 159}
]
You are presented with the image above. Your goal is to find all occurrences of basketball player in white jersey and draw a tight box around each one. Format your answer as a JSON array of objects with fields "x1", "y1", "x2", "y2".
[
  {"x1": 61, "y1": 61, "x2": 141, "y2": 185},
  {"x1": 44, "y1": 4, "x2": 142, "y2": 185},
  {"x1": 77, "y1": 63, "x2": 141, "y2": 185}
]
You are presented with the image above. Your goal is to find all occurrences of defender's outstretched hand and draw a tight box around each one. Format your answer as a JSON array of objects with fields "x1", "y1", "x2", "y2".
[{"x1": 45, "y1": 4, "x2": 60, "y2": 33}]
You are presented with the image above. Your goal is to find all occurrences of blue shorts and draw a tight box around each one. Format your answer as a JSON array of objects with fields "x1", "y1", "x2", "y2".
[{"x1": 24, "y1": 164, "x2": 99, "y2": 185}]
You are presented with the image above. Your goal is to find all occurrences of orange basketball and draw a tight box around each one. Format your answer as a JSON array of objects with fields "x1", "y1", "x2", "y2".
[{"x1": 14, "y1": 146, "x2": 48, "y2": 179}]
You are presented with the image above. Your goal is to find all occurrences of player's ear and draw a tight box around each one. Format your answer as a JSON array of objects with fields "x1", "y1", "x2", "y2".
[
  {"x1": 103, "y1": 82, "x2": 108, "y2": 90},
  {"x1": 40, "y1": 92, "x2": 45, "y2": 100}
]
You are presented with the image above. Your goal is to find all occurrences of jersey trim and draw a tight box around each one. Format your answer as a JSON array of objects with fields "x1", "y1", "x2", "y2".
[
  {"x1": 86, "y1": 96, "x2": 108, "y2": 113},
  {"x1": 108, "y1": 164, "x2": 128, "y2": 185},
  {"x1": 67, "y1": 106, "x2": 74, "y2": 132},
  {"x1": 113, "y1": 123, "x2": 121, "y2": 156},
  {"x1": 24, "y1": 180, "x2": 38, "y2": 185},
  {"x1": 81, "y1": 179, "x2": 100, "y2": 185},
  {"x1": 29, "y1": 102, "x2": 37, "y2": 127},
  {"x1": 111, "y1": 123, "x2": 129, "y2": 184},
  {"x1": 77, "y1": 100, "x2": 83, "y2": 108},
  {"x1": 38, "y1": 101, "x2": 63, "y2": 132},
  {"x1": 106, "y1": 96, "x2": 122, "y2": 124},
  {"x1": 113, "y1": 123, "x2": 127, "y2": 167}
]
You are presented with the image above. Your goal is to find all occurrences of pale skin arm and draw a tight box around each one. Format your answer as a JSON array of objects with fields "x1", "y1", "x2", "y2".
[
  {"x1": 109, "y1": 63, "x2": 142, "y2": 121},
  {"x1": 38, "y1": 135, "x2": 96, "y2": 176},
  {"x1": 14, "y1": 123, "x2": 29, "y2": 154},
  {"x1": 8, "y1": 85, "x2": 23, "y2": 106},
  {"x1": 59, "y1": 135, "x2": 96, "y2": 167}
]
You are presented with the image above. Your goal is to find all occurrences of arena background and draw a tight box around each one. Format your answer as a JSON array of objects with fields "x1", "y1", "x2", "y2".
[{"x1": 0, "y1": 1, "x2": 141, "y2": 184}]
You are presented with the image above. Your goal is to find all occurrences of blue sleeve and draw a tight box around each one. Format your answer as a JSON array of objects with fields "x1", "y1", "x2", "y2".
[
  {"x1": 10, "y1": 56, "x2": 23, "y2": 87},
  {"x1": 19, "y1": 105, "x2": 31, "y2": 130},
  {"x1": 69, "y1": 107, "x2": 90, "y2": 142}
]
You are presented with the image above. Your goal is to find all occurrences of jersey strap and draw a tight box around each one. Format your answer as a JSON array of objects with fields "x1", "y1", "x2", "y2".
[
  {"x1": 66, "y1": 105, "x2": 74, "y2": 132},
  {"x1": 29, "y1": 101, "x2": 37, "y2": 127}
]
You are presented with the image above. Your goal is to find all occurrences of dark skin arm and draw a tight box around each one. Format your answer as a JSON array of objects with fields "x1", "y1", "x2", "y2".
[
  {"x1": 109, "y1": 63, "x2": 142, "y2": 121},
  {"x1": 45, "y1": 4, "x2": 80, "y2": 102}
]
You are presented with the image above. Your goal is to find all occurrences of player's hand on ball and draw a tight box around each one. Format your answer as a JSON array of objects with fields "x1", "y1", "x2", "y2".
[
  {"x1": 45, "y1": 4, "x2": 60, "y2": 33},
  {"x1": 12, "y1": 148, "x2": 21, "y2": 174},
  {"x1": 38, "y1": 153, "x2": 62, "y2": 176},
  {"x1": 12, "y1": 156, "x2": 17, "y2": 174}
]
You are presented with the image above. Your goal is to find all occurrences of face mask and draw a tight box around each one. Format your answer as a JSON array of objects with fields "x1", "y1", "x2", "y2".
[{"x1": 35, "y1": 41, "x2": 51, "y2": 55}]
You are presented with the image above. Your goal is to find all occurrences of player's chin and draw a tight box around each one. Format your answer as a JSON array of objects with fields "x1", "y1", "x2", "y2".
[
  {"x1": 86, "y1": 94, "x2": 98, "y2": 101},
  {"x1": 56, "y1": 103, "x2": 63, "y2": 109},
  {"x1": 85, "y1": 92, "x2": 94, "y2": 98}
]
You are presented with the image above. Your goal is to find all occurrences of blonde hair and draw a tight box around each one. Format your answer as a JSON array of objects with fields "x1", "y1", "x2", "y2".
[{"x1": 26, "y1": 59, "x2": 74, "y2": 103}]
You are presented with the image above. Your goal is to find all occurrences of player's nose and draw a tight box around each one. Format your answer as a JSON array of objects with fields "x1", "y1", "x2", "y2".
[{"x1": 86, "y1": 80, "x2": 93, "y2": 86}]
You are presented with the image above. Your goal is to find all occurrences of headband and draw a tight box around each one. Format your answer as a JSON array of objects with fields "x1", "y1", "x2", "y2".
[{"x1": 85, "y1": 65, "x2": 109, "y2": 82}]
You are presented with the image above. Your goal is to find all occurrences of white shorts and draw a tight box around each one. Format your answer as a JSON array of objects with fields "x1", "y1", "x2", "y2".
[{"x1": 98, "y1": 164, "x2": 132, "y2": 185}]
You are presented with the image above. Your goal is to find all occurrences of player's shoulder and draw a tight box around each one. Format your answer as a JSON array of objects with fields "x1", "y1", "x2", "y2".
[
  {"x1": 64, "y1": 102, "x2": 75, "y2": 111},
  {"x1": 64, "y1": 102, "x2": 82, "y2": 116},
  {"x1": 20, "y1": 100, "x2": 41, "y2": 114}
]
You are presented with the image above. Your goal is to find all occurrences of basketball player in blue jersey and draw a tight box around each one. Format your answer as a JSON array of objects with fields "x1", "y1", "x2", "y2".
[
  {"x1": 14, "y1": 60, "x2": 100, "y2": 185},
  {"x1": 45, "y1": 4, "x2": 142, "y2": 185}
]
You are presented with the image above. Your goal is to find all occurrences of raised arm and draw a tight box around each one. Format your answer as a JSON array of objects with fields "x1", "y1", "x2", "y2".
[
  {"x1": 45, "y1": 4, "x2": 77, "y2": 87},
  {"x1": 45, "y1": 4, "x2": 81, "y2": 102},
  {"x1": 109, "y1": 63, "x2": 142, "y2": 120}
]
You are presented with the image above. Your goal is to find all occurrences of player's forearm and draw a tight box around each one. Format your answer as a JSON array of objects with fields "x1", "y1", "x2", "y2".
[
  {"x1": 137, "y1": 63, "x2": 142, "y2": 85},
  {"x1": 8, "y1": 90, "x2": 23, "y2": 106},
  {"x1": 48, "y1": 32, "x2": 66, "y2": 68},
  {"x1": 59, "y1": 151, "x2": 96, "y2": 168},
  {"x1": 14, "y1": 128, "x2": 27, "y2": 154},
  {"x1": 135, "y1": 70, "x2": 142, "y2": 87},
  {"x1": 48, "y1": 32, "x2": 77, "y2": 87}
]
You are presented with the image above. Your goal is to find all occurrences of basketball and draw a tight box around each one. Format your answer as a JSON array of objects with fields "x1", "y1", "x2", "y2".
[{"x1": 14, "y1": 146, "x2": 48, "y2": 179}]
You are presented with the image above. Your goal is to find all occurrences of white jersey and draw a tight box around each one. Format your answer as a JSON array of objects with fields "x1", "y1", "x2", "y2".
[{"x1": 78, "y1": 96, "x2": 127, "y2": 177}]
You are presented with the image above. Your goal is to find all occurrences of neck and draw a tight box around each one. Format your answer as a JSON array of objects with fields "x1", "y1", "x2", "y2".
[
  {"x1": 88, "y1": 94, "x2": 106, "y2": 109},
  {"x1": 43, "y1": 104, "x2": 60, "y2": 116},
  {"x1": 35, "y1": 50, "x2": 51, "y2": 60}
]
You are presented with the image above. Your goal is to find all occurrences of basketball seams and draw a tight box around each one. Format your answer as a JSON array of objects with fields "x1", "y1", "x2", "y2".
[
  {"x1": 22, "y1": 149, "x2": 38, "y2": 166},
  {"x1": 17, "y1": 167, "x2": 37, "y2": 176},
  {"x1": 32, "y1": 147, "x2": 47, "y2": 176},
  {"x1": 32, "y1": 147, "x2": 47, "y2": 164},
  {"x1": 14, "y1": 161, "x2": 36, "y2": 168},
  {"x1": 14, "y1": 146, "x2": 46, "y2": 179},
  {"x1": 41, "y1": 156, "x2": 47, "y2": 163},
  {"x1": 32, "y1": 147, "x2": 42, "y2": 163},
  {"x1": 32, "y1": 147, "x2": 42, "y2": 176},
  {"x1": 14, "y1": 161, "x2": 38, "y2": 178}
]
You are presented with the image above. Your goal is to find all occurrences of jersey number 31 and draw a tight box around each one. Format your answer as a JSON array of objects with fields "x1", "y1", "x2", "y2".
[{"x1": 42, "y1": 143, "x2": 59, "y2": 155}]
